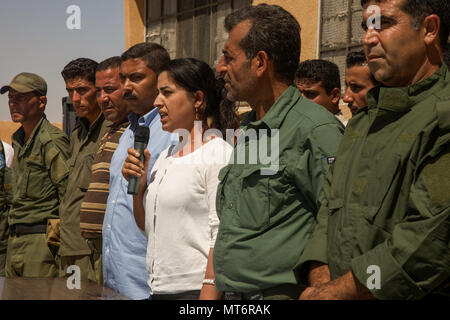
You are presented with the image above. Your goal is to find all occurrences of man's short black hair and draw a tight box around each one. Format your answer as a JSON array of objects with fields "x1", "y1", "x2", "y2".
[
  {"x1": 295, "y1": 59, "x2": 341, "y2": 95},
  {"x1": 346, "y1": 50, "x2": 380, "y2": 85},
  {"x1": 346, "y1": 50, "x2": 368, "y2": 68},
  {"x1": 97, "y1": 56, "x2": 122, "y2": 73},
  {"x1": 61, "y1": 58, "x2": 98, "y2": 84},
  {"x1": 360, "y1": 0, "x2": 449, "y2": 50},
  {"x1": 224, "y1": 4, "x2": 301, "y2": 85},
  {"x1": 121, "y1": 42, "x2": 170, "y2": 73}
]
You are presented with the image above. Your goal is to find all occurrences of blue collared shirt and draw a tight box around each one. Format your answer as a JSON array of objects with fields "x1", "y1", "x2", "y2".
[{"x1": 102, "y1": 108, "x2": 177, "y2": 299}]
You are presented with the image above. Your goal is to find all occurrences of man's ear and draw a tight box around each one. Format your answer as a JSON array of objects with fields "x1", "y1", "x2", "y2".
[
  {"x1": 39, "y1": 96, "x2": 47, "y2": 111},
  {"x1": 423, "y1": 14, "x2": 440, "y2": 46},
  {"x1": 254, "y1": 50, "x2": 270, "y2": 77},
  {"x1": 330, "y1": 87, "x2": 341, "y2": 105}
]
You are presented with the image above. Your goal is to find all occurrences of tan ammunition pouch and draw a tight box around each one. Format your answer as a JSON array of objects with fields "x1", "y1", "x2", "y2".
[{"x1": 46, "y1": 218, "x2": 61, "y2": 247}]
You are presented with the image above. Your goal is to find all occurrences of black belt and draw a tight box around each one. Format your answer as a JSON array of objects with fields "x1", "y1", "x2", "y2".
[
  {"x1": 10, "y1": 223, "x2": 47, "y2": 236},
  {"x1": 149, "y1": 290, "x2": 201, "y2": 300},
  {"x1": 223, "y1": 291, "x2": 260, "y2": 300},
  {"x1": 224, "y1": 283, "x2": 304, "y2": 300}
]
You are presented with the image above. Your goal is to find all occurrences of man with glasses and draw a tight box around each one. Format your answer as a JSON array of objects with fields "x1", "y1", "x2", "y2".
[{"x1": 0, "y1": 72, "x2": 70, "y2": 277}]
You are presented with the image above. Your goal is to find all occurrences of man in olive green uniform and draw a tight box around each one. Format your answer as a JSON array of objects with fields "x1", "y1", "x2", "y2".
[
  {"x1": 0, "y1": 140, "x2": 14, "y2": 276},
  {"x1": 211, "y1": 4, "x2": 344, "y2": 300},
  {"x1": 296, "y1": 0, "x2": 450, "y2": 299},
  {"x1": 1, "y1": 72, "x2": 70, "y2": 277},
  {"x1": 59, "y1": 58, "x2": 108, "y2": 280}
]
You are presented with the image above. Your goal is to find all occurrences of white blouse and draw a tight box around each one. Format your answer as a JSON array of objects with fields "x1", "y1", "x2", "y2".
[
  {"x1": 143, "y1": 137, "x2": 233, "y2": 294},
  {"x1": 2, "y1": 141, "x2": 14, "y2": 168}
]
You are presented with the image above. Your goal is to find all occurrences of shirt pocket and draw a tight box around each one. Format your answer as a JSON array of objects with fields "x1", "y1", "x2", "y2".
[
  {"x1": 364, "y1": 154, "x2": 401, "y2": 223},
  {"x1": 25, "y1": 158, "x2": 48, "y2": 200},
  {"x1": 216, "y1": 165, "x2": 231, "y2": 219},
  {"x1": 327, "y1": 198, "x2": 344, "y2": 237},
  {"x1": 77, "y1": 154, "x2": 94, "y2": 192},
  {"x1": 326, "y1": 198, "x2": 346, "y2": 266},
  {"x1": 328, "y1": 198, "x2": 344, "y2": 215},
  {"x1": 67, "y1": 157, "x2": 76, "y2": 172},
  {"x1": 237, "y1": 166, "x2": 270, "y2": 229}
]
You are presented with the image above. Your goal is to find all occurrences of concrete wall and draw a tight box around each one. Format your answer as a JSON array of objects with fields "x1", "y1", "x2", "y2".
[
  {"x1": 124, "y1": 0, "x2": 319, "y2": 60},
  {"x1": 252, "y1": 0, "x2": 319, "y2": 61},
  {"x1": 124, "y1": 0, "x2": 146, "y2": 50}
]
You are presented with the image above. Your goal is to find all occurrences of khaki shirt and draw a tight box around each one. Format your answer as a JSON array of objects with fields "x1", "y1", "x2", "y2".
[
  {"x1": 59, "y1": 114, "x2": 109, "y2": 256},
  {"x1": 213, "y1": 86, "x2": 344, "y2": 292},
  {"x1": 295, "y1": 64, "x2": 450, "y2": 299},
  {"x1": 9, "y1": 116, "x2": 70, "y2": 226}
]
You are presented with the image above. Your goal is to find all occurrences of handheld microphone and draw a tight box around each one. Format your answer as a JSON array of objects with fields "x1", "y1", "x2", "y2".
[{"x1": 127, "y1": 125, "x2": 150, "y2": 195}]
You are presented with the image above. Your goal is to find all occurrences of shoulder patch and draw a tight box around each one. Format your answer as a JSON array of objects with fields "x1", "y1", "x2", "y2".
[
  {"x1": 327, "y1": 156, "x2": 336, "y2": 165},
  {"x1": 322, "y1": 155, "x2": 336, "y2": 165},
  {"x1": 421, "y1": 152, "x2": 450, "y2": 207}
]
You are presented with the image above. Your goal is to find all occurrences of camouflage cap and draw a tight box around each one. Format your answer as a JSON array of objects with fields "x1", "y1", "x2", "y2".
[{"x1": 0, "y1": 72, "x2": 47, "y2": 96}]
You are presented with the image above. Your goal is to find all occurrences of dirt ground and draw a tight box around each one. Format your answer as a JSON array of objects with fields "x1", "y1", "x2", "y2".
[{"x1": 0, "y1": 121, "x2": 62, "y2": 145}]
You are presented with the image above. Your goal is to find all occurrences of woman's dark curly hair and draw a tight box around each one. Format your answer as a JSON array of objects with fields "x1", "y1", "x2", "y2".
[{"x1": 158, "y1": 58, "x2": 239, "y2": 137}]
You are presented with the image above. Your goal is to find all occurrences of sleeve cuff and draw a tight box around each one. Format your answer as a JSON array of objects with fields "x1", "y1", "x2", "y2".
[
  {"x1": 293, "y1": 230, "x2": 328, "y2": 286},
  {"x1": 351, "y1": 241, "x2": 426, "y2": 300}
]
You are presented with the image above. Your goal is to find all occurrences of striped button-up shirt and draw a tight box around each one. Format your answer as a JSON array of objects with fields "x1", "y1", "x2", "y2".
[{"x1": 79, "y1": 120, "x2": 129, "y2": 239}]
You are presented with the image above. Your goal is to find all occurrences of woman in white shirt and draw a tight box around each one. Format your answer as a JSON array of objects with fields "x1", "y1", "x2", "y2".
[{"x1": 122, "y1": 58, "x2": 238, "y2": 300}]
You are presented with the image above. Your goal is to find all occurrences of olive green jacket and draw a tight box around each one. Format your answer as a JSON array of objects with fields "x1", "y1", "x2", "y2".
[
  {"x1": 295, "y1": 64, "x2": 450, "y2": 299},
  {"x1": 9, "y1": 116, "x2": 70, "y2": 226},
  {"x1": 213, "y1": 85, "x2": 344, "y2": 292},
  {"x1": 59, "y1": 114, "x2": 109, "y2": 256}
]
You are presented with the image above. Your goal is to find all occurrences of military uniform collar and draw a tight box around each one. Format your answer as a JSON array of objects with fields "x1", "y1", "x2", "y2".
[
  {"x1": 242, "y1": 85, "x2": 300, "y2": 130},
  {"x1": 79, "y1": 112, "x2": 105, "y2": 133},
  {"x1": 367, "y1": 64, "x2": 448, "y2": 113},
  {"x1": 12, "y1": 114, "x2": 47, "y2": 148}
]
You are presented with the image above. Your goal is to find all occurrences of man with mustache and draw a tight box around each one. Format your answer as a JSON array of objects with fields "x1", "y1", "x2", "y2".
[
  {"x1": 78, "y1": 56, "x2": 131, "y2": 284},
  {"x1": 296, "y1": 0, "x2": 450, "y2": 299},
  {"x1": 1, "y1": 72, "x2": 70, "y2": 277},
  {"x1": 102, "y1": 43, "x2": 176, "y2": 300},
  {"x1": 343, "y1": 50, "x2": 378, "y2": 116},
  {"x1": 212, "y1": 4, "x2": 344, "y2": 300},
  {"x1": 59, "y1": 58, "x2": 109, "y2": 280}
]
